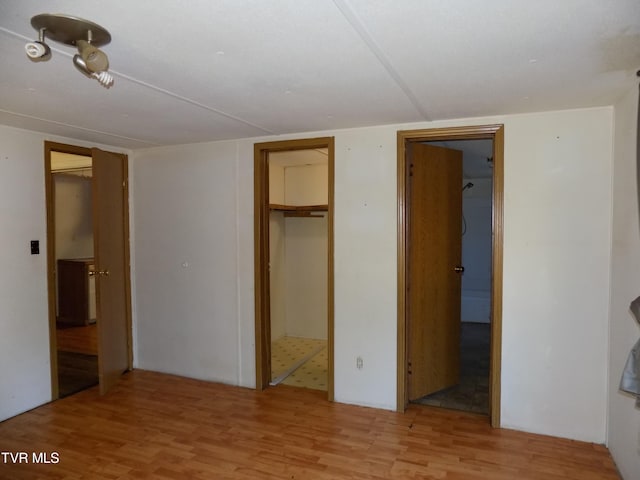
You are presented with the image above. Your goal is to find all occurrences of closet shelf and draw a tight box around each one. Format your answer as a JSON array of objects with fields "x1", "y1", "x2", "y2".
[{"x1": 269, "y1": 204, "x2": 328, "y2": 218}]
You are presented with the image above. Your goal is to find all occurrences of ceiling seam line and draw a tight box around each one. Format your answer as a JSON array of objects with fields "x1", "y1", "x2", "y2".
[
  {"x1": 110, "y1": 71, "x2": 276, "y2": 135},
  {"x1": 331, "y1": 0, "x2": 431, "y2": 121},
  {"x1": 0, "y1": 108, "x2": 161, "y2": 146},
  {"x1": 0, "y1": 26, "x2": 276, "y2": 135}
]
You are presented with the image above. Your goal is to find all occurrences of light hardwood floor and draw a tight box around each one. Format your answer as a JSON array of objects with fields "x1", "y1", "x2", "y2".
[{"x1": 0, "y1": 370, "x2": 620, "y2": 479}]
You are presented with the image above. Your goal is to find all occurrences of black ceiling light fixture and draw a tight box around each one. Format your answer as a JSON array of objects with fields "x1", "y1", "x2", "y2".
[{"x1": 25, "y1": 13, "x2": 114, "y2": 88}]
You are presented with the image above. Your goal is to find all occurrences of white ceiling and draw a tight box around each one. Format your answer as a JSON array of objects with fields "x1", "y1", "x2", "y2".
[{"x1": 0, "y1": 1, "x2": 638, "y2": 150}]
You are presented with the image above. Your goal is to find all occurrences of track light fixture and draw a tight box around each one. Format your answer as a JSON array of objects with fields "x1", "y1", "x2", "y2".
[{"x1": 26, "y1": 14, "x2": 114, "y2": 88}]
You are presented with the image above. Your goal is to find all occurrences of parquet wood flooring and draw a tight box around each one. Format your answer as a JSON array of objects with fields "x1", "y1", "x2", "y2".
[{"x1": 0, "y1": 370, "x2": 620, "y2": 479}]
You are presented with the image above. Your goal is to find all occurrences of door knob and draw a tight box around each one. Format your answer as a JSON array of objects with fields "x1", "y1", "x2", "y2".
[
  {"x1": 454, "y1": 266, "x2": 465, "y2": 273},
  {"x1": 89, "y1": 269, "x2": 109, "y2": 277}
]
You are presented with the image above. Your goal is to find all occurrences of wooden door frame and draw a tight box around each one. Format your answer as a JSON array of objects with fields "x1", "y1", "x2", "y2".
[
  {"x1": 44, "y1": 141, "x2": 134, "y2": 400},
  {"x1": 254, "y1": 137, "x2": 335, "y2": 400},
  {"x1": 397, "y1": 125, "x2": 504, "y2": 428}
]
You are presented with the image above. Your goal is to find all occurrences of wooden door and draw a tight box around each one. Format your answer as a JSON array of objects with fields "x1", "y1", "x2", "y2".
[
  {"x1": 92, "y1": 148, "x2": 130, "y2": 395},
  {"x1": 407, "y1": 143, "x2": 463, "y2": 401}
]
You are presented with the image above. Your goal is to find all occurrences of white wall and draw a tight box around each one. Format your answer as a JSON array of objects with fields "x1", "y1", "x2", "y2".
[
  {"x1": 331, "y1": 129, "x2": 398, "y2": 409},
  {"x1": 131, "y1": 106, "x2": 613, "y2": 442},
  {"x1": 608, "y1": 84, "x2": 640, "y2": 480},
  {"x1": 498, "y1": 108, "x2": 612, "y2": 443},
  {"x1": 54, "y1": 174, "x2": 94, "y2": 260},
  {"x1": 284, "y1": 216, "x2": 328, "y2": 339},
  {"x1": 269, "y1": 163, "x2": 328, "y2": 341},
  {"x1": 285, "y1": 164, "x2": 328, "y2": 205},
  {"x1": 133, "y1": 142, "x2": 241, "y2": 383},
  {"x1": 267, "y1": 162, "x2": 329, "y2": 341},
  {"x1": 0, "y1": 127, "x2": 51, "y2": 422},
  {"x1": 284, "y1": 164, "x2": 328, "y2": 340},
  {"x1": 269, "y1": 162, "x2": 285, "y2": 204},
  {"x1": 0, "y1": 125, "x2": 126, "y2": 422},
  {"x1": 461, "y1": 177, "x2": 492, "y2": 323}
]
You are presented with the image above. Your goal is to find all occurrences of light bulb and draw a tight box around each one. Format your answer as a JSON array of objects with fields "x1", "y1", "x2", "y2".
[
  {"x1": 76, "y1": 40, "x2": 109, "y2": 72},
  {"x1": 73, "y1": 55, "x2": 114, "y2": 88},
  {"x1": 25, "y1": 41, "x2": 51, "y2": 61}
]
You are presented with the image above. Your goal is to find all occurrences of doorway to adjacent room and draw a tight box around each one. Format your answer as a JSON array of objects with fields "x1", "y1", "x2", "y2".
[
  {"x1": 397, "y1": 125, "x2": 504, "y2": 427},
  {"x1": 45, "y1": 142, "x2": 133, "y2": 399},
  {"x1": 49, "y1": 150, "x2": 98, "y2": 397}
]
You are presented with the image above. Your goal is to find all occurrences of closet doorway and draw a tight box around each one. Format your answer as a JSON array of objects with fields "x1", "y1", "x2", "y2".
[
  {"x1": 45, "y1": 142, "x2": 133, "y2": 399},
  {"x1": 254, "y1": 137, "x2": 335, "y2": 400}
]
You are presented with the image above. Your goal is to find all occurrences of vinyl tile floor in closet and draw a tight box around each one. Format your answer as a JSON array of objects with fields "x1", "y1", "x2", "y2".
[{"x1": 271, "y1": 336, "x2": 328, "y2": 391}]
